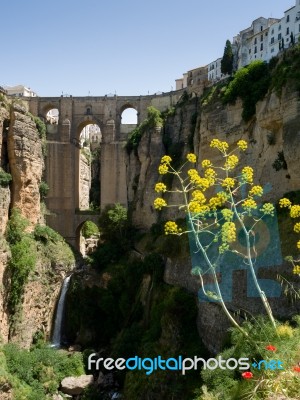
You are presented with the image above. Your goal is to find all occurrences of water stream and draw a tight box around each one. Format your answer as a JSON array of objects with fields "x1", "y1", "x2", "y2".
[{"x1": 51, "y1": 275, "x2": 71, "y2": 347}]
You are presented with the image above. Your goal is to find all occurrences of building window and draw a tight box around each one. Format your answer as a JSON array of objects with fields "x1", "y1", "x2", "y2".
[
  {"x1": 261, "y1": 34, "x2": 263, "y2": 41},
  {"x1": 261, "y1": 25, "x2": 263, "y2": 31},
  {"x1": 286, "y1": 27, "x2": 289, "y2": 35},
  {"x1": 254, "y1": 46, "x2": 257, "y2": 54},
  {"x1": 271, "y1": 37, "x2": 274, "y2": 44},
  {"x1": 278, "y1": 33, "x2": 282, "y2": 40},
  {"x1": 260, "y1": 43, "x2": 263, "y2": 51},
  {"x1": 279, "y1": 24, "x2": 281, "y2": 31},
  {"x1": 271, "y1": 28, "x2": 274, "y2": 34},
  {"x1": 249, "y1": 48, "x2": 251, "y2": 54},
  {"x1": 271, "y1": 48, "x2": 274, "y2": 53},
  {"x1": 299, "y1": 23, "x2": 300, "y2": 32},
  {"x1": 287, "y1": 15, "x2": 290, "y2": 23},
  {"x1": 254, "y1": 37, "x2": 257, "y2": 44}
]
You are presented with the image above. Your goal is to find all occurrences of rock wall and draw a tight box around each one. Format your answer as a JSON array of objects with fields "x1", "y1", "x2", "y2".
[
  {"x1": 7, "y1": 103, "x2": 43, "y2": 226},
  {"x1": 0, "y1": 97, "x2": 75, "y2": 347},
  {"x1": 127, "y1": 88, "x2": 300, "y2": 352},
  {"x1": 79, "y1": 151, "x2": 91, "y2": 210}
]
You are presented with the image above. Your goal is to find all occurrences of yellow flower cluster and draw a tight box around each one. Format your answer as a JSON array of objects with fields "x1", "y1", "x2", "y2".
[
  {"x1": 210, "y1": 139, "x2": 229, "y2": 152},
  {"x1": 249, "y1": 185, "x2": 263, "y2": 197},
  {"x1": 165, "y1": 221, "x2": 182, "y2": 235},
  {"x1": 158, "y1": 155, "x2": 172, "y2": 175},
  {"x1": 242, "y1": 166, "x2": 254, "y2": 184},
  {"x1": 155, "y1": 182, "x2": 167, "y2": 193},
  {"x1": 161, "y1": 155, "x2": 172, "y2": 164},
  {"x1": 293, "y1": 265, "x2": 300, "y2": 274},
  {"x1": 187, "y1": 153, "x2": 197, "y2": 163},
  {"x1": 276, "y1": 324, "x2": 294, "y2": 338},
  {"x1": 221, "y1": 209, "x2": 234, "y2": 221},
  {"x1": 279, "y1": 198, "x2": 292, "y2": 208},
  {"x1": 222, "y1": 222, "x2": 236, "y2": 243},
  {"x1": 158, "y1": 164, "x2": 169, "y2": 175},
  {"x1": 188, "y1": 169, "x2": 211, "y2": 190},
  {"x1": 261, "y1": 203, "x2": 275, "y2": 216},
  {"x1": 297, "y1": 240, "x2": 300, "y2": 250},
  {"x1": 153, "y1": 197, "x2": 167, "y2": 210},
  {"x1": 294, "y1": 222, "x2": 300, "y2": 233},
  {"x1": 188, "y1": 202, "x2": 210, "y2": 214},
  {"x1": 192, "y1": 190, "x2": 206, "y2": 204},
  {"x1": 217, "y1": 191, "x2": 229, "y2": 203},
  {"x1": 204, "y1": 168, "x2": 216, "y2": 185},
  {"x1": 290, "y1": 205, "x2": 300, "y2": 218},
  {"x1": 208, "y1": 191, "x2": 229, "y2": 210},
  {"x1": 237, "y1": 140, "x2": 248, "y2": 151},
  {"x1": 242, "y1": 198, "x2": 257, "y2": 210},
  {"x1": 224, "y1": 155, "x2": 239, "y2": 170},
  {"x1": 222, "y1": 177, "x2": 236, "y2": 189},
  {"x1": 202, "y1": 159, "x2": 212, "y2": 168}
]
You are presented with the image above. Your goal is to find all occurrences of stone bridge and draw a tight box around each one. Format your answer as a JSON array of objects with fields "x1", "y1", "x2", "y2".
[{"x1": 28, "y1": 91, "x2": 184, "y2": 248}]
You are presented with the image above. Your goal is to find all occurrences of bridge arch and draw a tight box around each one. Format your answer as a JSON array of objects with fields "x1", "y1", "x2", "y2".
[
  {"x1": 41, "y1": 103, "x2": 60, "y2": 121},
  {"x1": 75, "y1": 218, "x2": 100, "y2": 255},
  {"x1": 76, "y1": 118, "x2": 103, "y2": 141}
]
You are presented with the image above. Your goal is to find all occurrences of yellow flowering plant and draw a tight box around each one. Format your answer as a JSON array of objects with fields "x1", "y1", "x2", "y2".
[
  {"x1": 278, "y1": 197, "x2": 300, "y2": 277},
  {"x1": 154, "y1": 140, "x2": 278, "y2": 334}
]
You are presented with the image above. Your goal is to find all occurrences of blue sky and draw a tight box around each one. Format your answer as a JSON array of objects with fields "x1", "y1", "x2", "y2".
[{"x1": 1, "y1": 0, "x2": 295, "y2": 97}]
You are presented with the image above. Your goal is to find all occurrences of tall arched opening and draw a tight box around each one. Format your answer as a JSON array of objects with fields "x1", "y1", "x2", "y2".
[
  {"x1": 77, "y1": 122, "x2": 102, "y2": 211},
  {"x1": 75, "y1": 220, "x2": 100, "y2": 256},
  {"x1": 120, "y1": 106, "x2": 138, "y2": 136}
]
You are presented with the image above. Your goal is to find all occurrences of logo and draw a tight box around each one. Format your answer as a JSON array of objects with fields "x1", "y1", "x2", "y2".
[{"x1": 88, "y1": 354, "x2": 251, "y2": 375}]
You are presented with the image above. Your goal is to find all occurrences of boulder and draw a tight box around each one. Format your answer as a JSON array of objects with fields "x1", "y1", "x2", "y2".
[{"x1": 61, "y1": 374, "x2": 94, "y2": 395}]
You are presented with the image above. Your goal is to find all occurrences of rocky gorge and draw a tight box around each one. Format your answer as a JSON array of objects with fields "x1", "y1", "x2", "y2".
[{"x1": 1, "y1": 50, "x2": 300, "y2": 399}]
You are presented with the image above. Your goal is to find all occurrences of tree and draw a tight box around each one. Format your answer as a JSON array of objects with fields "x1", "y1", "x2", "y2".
[{"x1": 221, "y1": 40, "x2": 234, "y2": 75}]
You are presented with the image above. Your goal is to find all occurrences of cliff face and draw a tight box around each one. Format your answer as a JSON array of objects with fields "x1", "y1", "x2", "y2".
[
  {"x1": 7, "y1": 103, "x2": 44, "y2": 225},
  {"x1": 196, "y1": 86, "x2": 300, "y2": 200},
  {"x1": 127, "y1": 87, "x2": 300, "y2": 351},
  {"x1": 0, "y1": 98, "x2": 74, "y2": 347}
]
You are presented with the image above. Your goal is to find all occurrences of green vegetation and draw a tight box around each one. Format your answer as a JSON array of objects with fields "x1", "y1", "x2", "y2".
[
  {"x1": 81, "y1": 221, "x2": 99, "y2": 238},
  {"x1": 6, "y1": 209, "x2": 37, "y2": 320},
  {"x1": 126, "y1": 106, "x2": 163, "y2": 154},
  {"x1": 27, "y1": 112, "x2": 47, "y2": 156},
  {"x1": 194, "y1": 317, "x2": 300, "y2": 400},
  {"x1": 223, "y1": 60, "x2": 271, "y2": 121},
  {"x1": 221, "y1": 39, "x2": 234, "y2": 75},
  {"x1": 34, "y1": 224, "x2": 75, "y2": 268},
  {"x1": 270, "y1": 43, "x2": 300, "y2": 95},
  {"x1": 39, "y1": 181, "x2": 49, "y2": 199},
  {"x1": 0, "y1": 168, "x2": 12, "y2": 187},
  {"x1": 65, "y1": 253, "x2": 205, "y2": 399},
  {"x1": 5, "y1": 210, "x2": 74, "y2": 328},
  {"x1": 0, "y1": 343, "x2": 84, "y2": 399}
]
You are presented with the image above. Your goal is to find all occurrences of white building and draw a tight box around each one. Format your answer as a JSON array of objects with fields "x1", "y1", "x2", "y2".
[
  {"x1": 231, "y1": 0, "x2": 300, "y2": 69},
  {"x1": 4, "y1": 84, "x2": 37, "y2": 97},
  {"x1": 207, "y1": 58, "x2": 223, "y2": 82},
  {"x1": 176, "y1": 0, "x2": 300, "y2": 87}
]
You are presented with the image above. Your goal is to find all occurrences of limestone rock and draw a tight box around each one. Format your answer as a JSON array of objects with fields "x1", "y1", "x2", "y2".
[
  {"x1": 7, "y1": 103, "x2": 43, "y2": 227},
  {"x1": 61, "y1": 374, "x2": 94, "y2": 395}
]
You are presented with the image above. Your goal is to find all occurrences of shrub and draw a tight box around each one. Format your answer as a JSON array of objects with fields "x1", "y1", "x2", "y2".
[
  {"x1": 126, "y1": 106, "x2": 163, "y2": 153},
  {"x1": 39, "y1": 181, "x2": 49, "y2": 199},
  {"x1": 2, "y1": 343, "x2": 84, "y2": 398},
  {"x1": 81, "y1": 221, "x2": 99, "y2": 239},
  {"x1": 8, "y1": 235, "x2": 37, "y2": 315},
  {"x1": 33, "y1": 224, "x2": 61, "y2": 243},
  {"x1": 0, "y1": 168, "x2": 12, "y2": 187},
  {"x1": 223, "y1": 60, "x2": 271, "y2": 121},
  {"x1": 6, "y1": 208, "x2": 29, "y2": 245}
]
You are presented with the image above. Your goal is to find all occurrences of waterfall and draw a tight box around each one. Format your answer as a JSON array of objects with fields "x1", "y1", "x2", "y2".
[{"x1": 51, "y1": 275, "x2": 71, "y2": 347}]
